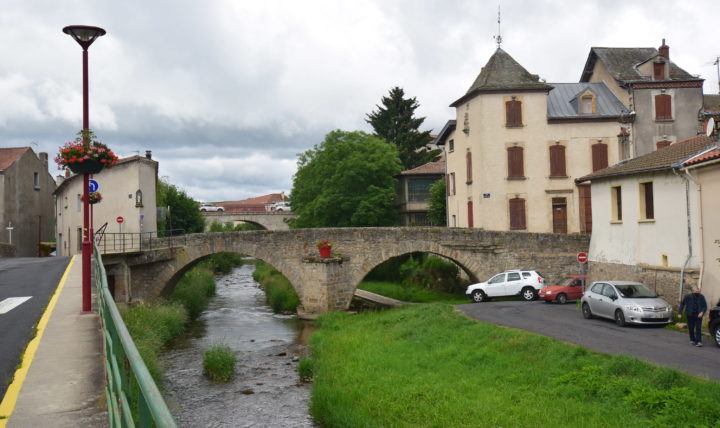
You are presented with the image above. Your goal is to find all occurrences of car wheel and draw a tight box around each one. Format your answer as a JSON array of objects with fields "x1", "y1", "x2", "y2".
[
  {"x1": 614, "y1": 309, "x2": 626, "y2": 327},
  {"x1": 521, "y1": 287, "x2": 536, "y2": 301},
  {"x1": 556, "y1": 293, "x2": 567, "y2": 305},
  {"x1": 582, "y1": 302, "x2": 593, "y2": 319},
  {"x1": 471, "y1": 290, "x2": 487, "y2": 303},
  {"x1": 218, "y1": 208, "x2": 224, "y2": 212},
  {"x1": 711, "y1": 320, "x2": 720, "y2": 348},
  {"x1": 200, "y1": 209, "x2": 207, "y2": 212}
]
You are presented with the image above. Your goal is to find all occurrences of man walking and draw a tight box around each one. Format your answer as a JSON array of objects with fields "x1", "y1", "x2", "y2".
[{"x1": 678, "y1": 287, "x2": 708, "y2": 347}]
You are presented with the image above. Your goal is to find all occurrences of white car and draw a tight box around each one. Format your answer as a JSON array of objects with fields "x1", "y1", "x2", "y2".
[
  {"x1": 581, "y1": 281, "x2": 672, "y2": 327},
  {"x1": 466, "y1": 270, "x2": 545, "y2": 303},
  {"x1": 199, "y1": 203, "x2": 224, "y2": 212}
]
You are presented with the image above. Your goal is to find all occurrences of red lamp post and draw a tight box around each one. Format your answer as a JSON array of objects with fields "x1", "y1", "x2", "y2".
[{"x1": 63, "y1": 25, "x2": 106, "y2": 313}]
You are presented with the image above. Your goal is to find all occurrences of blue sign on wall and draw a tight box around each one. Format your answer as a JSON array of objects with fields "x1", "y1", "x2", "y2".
[{"x1": 89, "y1": 179, "x2": 99, "y2": 193}]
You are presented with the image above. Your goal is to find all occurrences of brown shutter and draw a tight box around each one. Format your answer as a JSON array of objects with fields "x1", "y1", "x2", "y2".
[
  {"x1": 591, "y1": 143, "x2": 608, "y2": 172},
  {"x1": 549, "y1": 145, "x2": 566, "y2": 177},
  {"x1": 578, "y1": 184, "x2": 592, "y2": 234},
  {"x1": 506, "y1": 100, "x2": 522, "y2": 127},
  {"x1": 656, "y1": 140, "x2": 671, "y2": 150},
  {"x1": 655, "y1": 94, "x2": 671, "y2": 120},
  {"x1": 509, "y1": 198, "x2": 526, "y2": 230},
  {"x1": 466, "y1": 152, "x2": 472, "y2": 183},
  {"x1": 644, "y1": 182, "x2": 654, "y2": 219},
  {"x1": 451, "y1": 173, "x2": 456, "y2": 195},
  {"x1": 653, "y1": 62, "x2": 664, "y2": 80},
  {"x1": 508, "y1": 147, "x2": 524, "y2": 178},
  {"x1": 446, "y1": 174, "x2": 450, "y2": 196},
  {"x1": 467, "y1": 201, "x2": 474, "y2": 228}
]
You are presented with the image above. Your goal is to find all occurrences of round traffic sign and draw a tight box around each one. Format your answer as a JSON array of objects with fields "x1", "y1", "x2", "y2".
[
  {"x1": 116, "y1": 216, "x2": 124, "y2": 224},
  {"x1": 89, "y1": 179, "x2": 99, "y2": 193},
  {"x1": 577, "y1": 252, "x2": 588, "y2": 263}
]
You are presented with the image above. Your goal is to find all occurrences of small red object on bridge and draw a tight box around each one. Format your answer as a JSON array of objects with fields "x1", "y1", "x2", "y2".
[
  {"x1": 577, "y1": 252, "x2": 588, "y2": 263},
  {"x1": 318, "y1": 246, "x2": 331, "y2": 258}
]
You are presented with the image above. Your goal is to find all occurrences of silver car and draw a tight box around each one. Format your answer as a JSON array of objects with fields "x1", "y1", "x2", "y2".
[{"x1": 581, "y1": 281, "x2": 672, "y2": 327}]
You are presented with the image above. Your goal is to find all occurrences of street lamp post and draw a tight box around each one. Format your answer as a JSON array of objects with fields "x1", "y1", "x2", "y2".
[{"x1": 63, "y1": 25, "x2": 106, "y2": 313}]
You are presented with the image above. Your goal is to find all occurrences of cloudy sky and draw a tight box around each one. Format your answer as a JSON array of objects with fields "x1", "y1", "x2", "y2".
[{"x1": 1, "y1": 0, "x2": 718, "y2": 202}]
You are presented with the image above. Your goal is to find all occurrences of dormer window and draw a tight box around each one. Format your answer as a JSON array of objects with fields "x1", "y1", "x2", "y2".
[
  {"x1": 578, "y1": 90, "x2": 597, "y2": 115},
  {"x1": 653, "y1": 62, "x2": 665, "y2": 80}
]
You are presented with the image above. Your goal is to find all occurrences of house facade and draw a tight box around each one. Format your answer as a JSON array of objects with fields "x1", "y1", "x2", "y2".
[
  {"x1": 0, "y1": 147, "x2": 56, "y2": 256},
  {"x1": 577, "y1": 135, "x2": 714, "y2": 306},
  {"x1": 580, "y1": 40, "x2": 704, "y2": 157},
  {"x1": 444, "y1": 48, "x2": 627, "y2": 234},
  {"x1": 54, "y1": 153, "x2": 158, "y2": 256},
  {"x1": 395, "y1": 160, "x2": 445, "y2": 226},
  {"x1": 221, "y1": 193, "x2": 286, "y2": 212}
]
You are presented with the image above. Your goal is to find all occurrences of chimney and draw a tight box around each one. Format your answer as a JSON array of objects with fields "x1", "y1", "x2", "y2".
[
  {"x1": 145, "y1": 150, "x2": 152, "y2": 160},
  {"x1": 39, "y1": 152, "x2": 48, "y2": 167},
  {"x1": 659, "y1": 38, "x2": 669, "y2": 59}
]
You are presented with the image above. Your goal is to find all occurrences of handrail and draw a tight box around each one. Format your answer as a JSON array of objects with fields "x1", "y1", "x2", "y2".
[
  {"x1": 94, "y1": 246, "x2": 178, "y2": 427},
  {"x1": 95, "y1": 230, "x2": 187, "y2": 254}
]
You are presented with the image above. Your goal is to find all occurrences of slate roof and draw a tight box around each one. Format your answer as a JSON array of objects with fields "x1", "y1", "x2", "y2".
[
  {"x1": 451, "y1": 48, "x2": 552, "y2": 107},
  {"x1": 547, "y1": 82, "x2": 629, "y2": 119},
  {"x1": 576, "y1": 135, "x2": 714, "y2": 182},
  {"x1": 0, "y1": 147, "x2": 30, "y2": 171},
  {"x1": 433, "y1": 120, "x2": 456, "y2": 146},
  {"x1": 580, "y1": 47, "x2": 697, "y2": 83},
  {"x1": 703, "y1": 94, "x2": 720, "y2": 113},
  {"x1": 398, "y1": 160, "x2": 445, "y2": 176}
]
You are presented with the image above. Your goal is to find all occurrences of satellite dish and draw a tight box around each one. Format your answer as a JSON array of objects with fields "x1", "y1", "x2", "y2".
[{"x1": 707, "y1": 117, "x2": 715, "y2": 137}]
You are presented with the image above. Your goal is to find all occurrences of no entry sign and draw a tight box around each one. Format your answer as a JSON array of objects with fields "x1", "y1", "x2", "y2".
[
  {"x1": 116, "y1": 216, "x2": 124, "y2": 224},
  {"x1": 577, "y1": 252, "x2": 588, "y2": 263}
]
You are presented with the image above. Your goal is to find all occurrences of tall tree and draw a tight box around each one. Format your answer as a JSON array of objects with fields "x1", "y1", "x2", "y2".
[
  {"x1": 428, "y1": 177, "x2": 447, "y2": 226},
  {"x1": 157, "y1": 179, "x2": 205, "y2": 234},
  {"x1": 290, "y1": 130, "x2": 402, "y2": 228},
  {"x1": 366, "y1": 86, "x2": 441, "y2": 170}
]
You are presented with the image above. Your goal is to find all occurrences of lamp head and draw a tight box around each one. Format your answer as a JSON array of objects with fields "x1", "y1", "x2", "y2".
[{"x1": 63, "y1": 25, "x2": 106, "y2": 50}]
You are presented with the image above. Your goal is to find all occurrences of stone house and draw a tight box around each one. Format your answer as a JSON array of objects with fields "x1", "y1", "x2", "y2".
[
  {"x1": 580, "y1": 40, "x2": 704, "y2": 158},
  {"x1": 395, "y1": 160, "x2": 445, "y2": 226},
  {"x1": 443, "y1": 48, "x2": 628, "y2": 234},
  {"x1": 221, "y1": 193, "x2": 286, "y2": 212},
  {"x1": 0, "y1": 147, "x2": 56, "y2": 256},
  {"x1": 54, "y1": 152, "x2": 158, "y2": 256},
  {"x1": 576, "y1": 135, "x2": 715, "y2": 306}
]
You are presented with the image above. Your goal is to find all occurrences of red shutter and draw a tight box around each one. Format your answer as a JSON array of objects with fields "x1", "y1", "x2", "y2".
[
  {"x1": 466, "y1": 152, "x2": 472, "y2": 183},
  {"x1": 653, "y1": 62, "x2": 664, "y2": 80},
  {"x1": 507, "y1": 147, "x2": 524, "y2": 178},
  {"x1": 467, "y1": 201, "x2": 474, "y2": 228},
  {"x1": 549, "y1": 145, "x2": 566, "y2": 177},
  {"x1": 506, "y1": 100, "x2": 522, "y2": 127},
  {"x1": 655, "y1": 94, "x2": 671, "y2": 120},
  {"x1": 656, "y1": 140, "x2": 671, "y2": 150},
  {"x1": 591, "y1": 143, "x2": 608, "y2": 172},
  {"x1": 509, "y1": 198, "x2": 526, "y2": 230}
]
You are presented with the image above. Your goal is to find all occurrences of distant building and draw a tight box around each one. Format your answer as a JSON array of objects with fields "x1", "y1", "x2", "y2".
[
  {"x1": 395, "y1": 160, "x2": 445, "y2": 226},
  {"x1": 221, "y1": 193, "x2": 286, "y2": 213},
  {"x1": 701, "y1": 94, "x2": 720, "y2": 134},
  {"x1": 580, "y1": 40, "x2": 704, "y2": 157},
  {"x1": 54, "y1": 152, "x2": 158, "y2": 256},
  {"x1": 0, "y1": 147, "x2": 56, "y2": 256}
]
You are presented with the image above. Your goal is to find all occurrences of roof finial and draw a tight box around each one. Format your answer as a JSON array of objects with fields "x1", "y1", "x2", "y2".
[{"x1": 493, "y1": 3, "x2": 503, "y2": 48}]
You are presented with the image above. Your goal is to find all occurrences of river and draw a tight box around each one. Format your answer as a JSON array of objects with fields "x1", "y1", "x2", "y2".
[{"x1": 160, "y1": 262, "x2": 316, "y2": 427}]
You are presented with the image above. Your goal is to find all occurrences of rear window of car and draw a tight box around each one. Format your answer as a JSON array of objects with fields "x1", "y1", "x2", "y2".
[
  {"x1": 521, "y1": 272, "x2": 531, "y2": 278},
  {"x1": 508, "y1": 272, "x2": 521, "y2": 281}
]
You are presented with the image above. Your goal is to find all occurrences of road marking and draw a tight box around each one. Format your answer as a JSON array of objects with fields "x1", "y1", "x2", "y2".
[
  {"x1": 0, "y1": 297, "x2": 32, "y2": 315},
  {"x1": 0, "y1": 256, "x2": 75, "y2": 425}
]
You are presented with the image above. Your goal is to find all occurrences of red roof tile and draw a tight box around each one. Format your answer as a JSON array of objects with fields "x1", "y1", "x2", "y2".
[
  {"x1": 0, "y1": 147, "x2": 30, "y2": 171},
  {"x1": 398, "y1": 160, "x2": 445, "y2": 176},
  {"x1": 683, "y1": 146, "x2": 720, "y2": 166},
  {"x1": 222, "y1": 193, "x2": 285, "y2": 207}
]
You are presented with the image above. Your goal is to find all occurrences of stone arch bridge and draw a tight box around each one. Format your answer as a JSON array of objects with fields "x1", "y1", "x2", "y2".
[
  {"x1": 102, "y1": 227, "x2": 588, "y2": 317},
  {"x1": 202, "y1": 211, "x2": 296, "y2": 230}
]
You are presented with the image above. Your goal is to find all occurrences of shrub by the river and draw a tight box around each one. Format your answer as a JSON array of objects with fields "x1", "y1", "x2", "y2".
[
  {"x1": 203, "y1": 344, "x2": 236, "y2": 382},
  {"x1": 308, "y1": 304, "x2": 720, "y2": 427},
  {"x1": 253, "y1": 261, "x2": 300, "y2": 313},
  {"x1": 297, "y1": 358, "x2": 314, "y2": 382},
  {"x1": 198, "y1": 252, "x2": 245, "y2": 274},
  {"x1": 171, "y1": 266, "x2": 216, "y2": 319}
]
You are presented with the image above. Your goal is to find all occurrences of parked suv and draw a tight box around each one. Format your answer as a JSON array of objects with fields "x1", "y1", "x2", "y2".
[
  {"x1": 465, "y1": 270, "x2": 545, "y2": 303},
  {"x1": 709, "y1": 304, "x2": 720, "y2": 348},
  {"x1": 199, "y1": 203, "x2": 224, "y2": 212}
]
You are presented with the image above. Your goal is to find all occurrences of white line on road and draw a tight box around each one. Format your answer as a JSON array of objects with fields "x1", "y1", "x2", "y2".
[{"x1": 0, "y1": 296, "x2": 32, "y2": 314}]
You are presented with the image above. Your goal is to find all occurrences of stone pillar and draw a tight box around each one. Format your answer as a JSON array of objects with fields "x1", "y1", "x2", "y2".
[
  {"x1": 298, "y1": 256, "x2": 352, "y2": 318},
  {"x1": 104, "y1": 260, "x2": 131, "y2": 304}
]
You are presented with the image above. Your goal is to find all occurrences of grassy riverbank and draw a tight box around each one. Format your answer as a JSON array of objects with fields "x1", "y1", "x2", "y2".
[
  {"x1": 307, "y1": 304, "x2": 720, "y2": 427},
  {"x1": 252, "y1": 261, "x2": 300, "y2": 313},
  {"x1": 359, "y1": 281, "x2": 467, "y2": 304}
]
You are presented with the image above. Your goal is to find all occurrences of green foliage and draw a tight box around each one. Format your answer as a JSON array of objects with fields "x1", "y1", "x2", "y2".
[
  {"x1": 359, "y1": 281, "x2": 467, "y2": 304},
  {"x1": 427, "y1": 177, "x2": 447, "y2": 226},
  {"x1": 171, "y1": 266, "x2": 216, "y2": 319},
  {"x1": 198, "y1": 252, "x2": 245, "y2": 275},
  {"x1": 308, "y1": 304, "x2": 720, "y2": 428},
  {"x1": 253, "y1": 261, "x2": 300, "y2": 313},
  {"x1": 298, "y1": 358, "x2": 315, "y2": 382},
  {"x1": 203, "y1": 344, "x2": 236, "y2": 382},
  {"x1": 290, "y1": 130, "x2": 402, "y2": 228},
  {"x1": 120, "y1": 302, "x2": 189, "y2": 385},
  {"x1": 367, "y1": 253, "x2": 462, "y2": 295},
  {"x1": 208, "y1": 220, "x2": 262, "y2": 232},
  {"x1": 366, "y1": 86, "x2": 441, "y2": 170},
  {"x1": 156, "y1": 178, "x2": 205, "y2": 234}
]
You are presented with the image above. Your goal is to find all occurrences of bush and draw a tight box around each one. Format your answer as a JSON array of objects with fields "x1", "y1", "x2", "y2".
[
  {"x1": 171, "y1": 266, "x2": 216, "y2": 319},
  {"x1": 199, "y1": 252, "x2": 245, "y2": 274},
  {"x1": 298, "y1": 358, "x2": 314, "y2": 382},
  {"x1": 203, "y1": 344, "x2": 236, "y2": 382},
  {"x1": 253, "y1": 261, "x2": 300, "y2": 313},
  {"x1": 400, "y1": 254, "x2": 463, "y2": 294}
]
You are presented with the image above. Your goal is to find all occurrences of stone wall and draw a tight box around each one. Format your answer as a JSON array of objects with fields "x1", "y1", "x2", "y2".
[
  {"x1": 588, "y1": 261, "x2": 698, "y2": 307},
  {"x1": 0, "y1": 243, "x2": 16, "y2": 258}
]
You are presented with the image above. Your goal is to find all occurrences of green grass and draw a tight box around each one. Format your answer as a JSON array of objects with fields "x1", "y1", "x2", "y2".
[
  {"x1": 359, "y1": 280, "x2": 467, "y2": 304},
  {"x1": 253, "y1": 261, "x2": 300, "y2": 313},
  {"x1": 203, "y1": 344, "x2": 236, "y2": 382},
  {"x1": 307, "y1": 304, "x2": 720, "y2": 428},
  {"x1": 170, "y1": 266, "x2": 217, "y2": 319}
]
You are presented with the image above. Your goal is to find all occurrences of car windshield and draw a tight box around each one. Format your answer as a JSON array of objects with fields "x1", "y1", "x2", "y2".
[
  {"x1": 563, "y1": 277, "x2": 582, "y2": 287},
  {"x1": 614, "y1": 284, "x2": 657, "y2": 298}
]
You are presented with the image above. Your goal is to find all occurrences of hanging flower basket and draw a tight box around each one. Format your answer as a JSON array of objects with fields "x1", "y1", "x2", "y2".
[
  {"x1": 85, "y1": 192, "x2": 102, "y2": 205},
  {"x1": 55, "y1": 129, "x2": 119, "y2": 174},
  {"x1": 316, "y1": 240, "x2": 333, "y2": 258}
]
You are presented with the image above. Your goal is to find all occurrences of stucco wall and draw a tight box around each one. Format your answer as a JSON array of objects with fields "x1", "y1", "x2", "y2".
[{"x1": 695, "y1": 164, "x2": 720, "y2": 307}]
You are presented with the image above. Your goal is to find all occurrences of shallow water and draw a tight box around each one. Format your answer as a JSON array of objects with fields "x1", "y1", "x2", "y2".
[{"x1": 161, "y1": 263, "x2": 316, "y2": 427}]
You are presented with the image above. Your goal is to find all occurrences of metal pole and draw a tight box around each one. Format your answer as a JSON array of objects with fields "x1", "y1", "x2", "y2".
[{"x1": 81, "y1": 47, "x2": 92, "y2": 313}]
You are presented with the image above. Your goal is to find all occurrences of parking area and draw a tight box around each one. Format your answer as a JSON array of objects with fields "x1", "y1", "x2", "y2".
[{"x1": 456, "y1": 300, "x2": 720, "y2": 382}]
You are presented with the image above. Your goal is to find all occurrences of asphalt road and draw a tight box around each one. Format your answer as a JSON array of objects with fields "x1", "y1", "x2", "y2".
[
  {"x1": 456, "y1": 299, "x2": 720, "y2": 382},
  {"x1": 0, "y1": 257, "x2": 71, "y2": 399}
]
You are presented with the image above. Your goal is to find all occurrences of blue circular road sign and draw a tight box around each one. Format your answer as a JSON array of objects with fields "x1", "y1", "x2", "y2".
[{"x1": 89, "y1": 179, "x2": 99, "y2": 193}]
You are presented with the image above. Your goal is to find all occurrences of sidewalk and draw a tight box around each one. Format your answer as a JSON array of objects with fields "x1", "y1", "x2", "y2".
[{"x1": 5, "y1": 257, "x2": 107, "y2": 427}]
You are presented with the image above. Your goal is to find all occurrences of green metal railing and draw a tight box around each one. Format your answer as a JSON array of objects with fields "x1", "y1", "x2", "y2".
[{"x1": 94, "y1": 246, "x2": 177, "y2": 427}]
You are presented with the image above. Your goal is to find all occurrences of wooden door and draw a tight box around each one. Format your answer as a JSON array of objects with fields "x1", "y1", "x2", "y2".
[{"x1": 552, "y1": 198, "x2": 567, "y2": 234}]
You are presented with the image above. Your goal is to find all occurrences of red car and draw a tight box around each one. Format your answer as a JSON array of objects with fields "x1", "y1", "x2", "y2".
[{"x1": 538, "y1": 275, "x2": 585, "y2": 304}]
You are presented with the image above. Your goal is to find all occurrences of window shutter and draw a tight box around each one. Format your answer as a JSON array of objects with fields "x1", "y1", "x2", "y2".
[
  {"x1": 507, "y1": 147, "x2": 524, "y2": 178},
  {"x1": 451, "y1": 173, "x2": 456, "y2": 195},
  {"x1": 644, "y1": 182, "x2": 654, "y2": 219},
  {"x1": 467, "y1": 201, "x2": 474, "y2": 228},
  {"x1": 506, "y1": 100, "x2": 522, "y2": 127},
  {"x1": 549, "y1": 145, "x2": 566, "y2": 177},
  {"x1": 466, "y1": 152, "x2": 472, "y2": 183},
  {"x1": 509, "y1": 198, "x2": 526, "y2": 230},
  {"x1": 591, "y1": 143, "x2": 608, "y2": 172},
  {"x1": 446, "y1": 174, "x2": 450, "y2": 196},
  {"x1": 655, "y1": 94, "x2": 671, "y2": 120},
  {"x1": 653, "y1": 62, "x2": 664, "y2": 80},
  {"x1": 656, "y1": 140, "x2": 671, "y2": 150}
]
